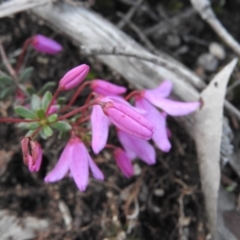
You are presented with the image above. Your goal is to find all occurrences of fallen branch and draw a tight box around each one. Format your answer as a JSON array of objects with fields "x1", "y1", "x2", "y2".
[
  {"x1": 0, "y1": 0, "x2": 51, "y2": 18},
  {"x1": 190, "y1": 0, "x2": 240, "y2": 57}
]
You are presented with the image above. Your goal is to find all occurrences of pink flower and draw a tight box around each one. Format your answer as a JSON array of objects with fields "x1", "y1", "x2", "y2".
[
  {"x1": 135, "y1": 98, "x2": 171, "y2": 152},
  {"x1": 44, "y1": 137, "x2": 104, "y2": 191},
  {"x1": 100, "y1": 101, "x2": 155, "y2": 140},
  {"x1": 113, "y1": 148, "x2": 134, "y2": 178},
  {"x1": 142, "y1": 80, "x2": 200, "y2": 116},
  {"x1": 21, "y1": 137, "x2": 42, "y2": 172},
  {"x1": 117, "y1": 130, "x2": 156, "y2": 165},
  {"x1": 47, "y1": 104, "x2": 59, "y2": 115},
  {"x1": 59, "y1": 64, "x2": 90, "y2": 90},
  {"x1": 91, "y1": 79, "x2": 127, "y2": 96},
  {"x1": 91, "y1": 105, "x2": 111, "y2": 154},
  {"x1": 31, "y1": 34, "x2": 62, "y2": 55}
]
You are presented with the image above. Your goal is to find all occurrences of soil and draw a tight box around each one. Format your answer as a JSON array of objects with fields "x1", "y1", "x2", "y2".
[{"x1": 1, "y1": 0, "x2": 240, "y2": 239}]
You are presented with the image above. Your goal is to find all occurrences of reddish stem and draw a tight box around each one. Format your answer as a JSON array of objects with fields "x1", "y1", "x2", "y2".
[
  {"x1": 59, "y1": 101, "x2": 98, "y2": 120},
  {"x1": 76, "y1": 115, "x2": 90, "y2": 125},
  {"x1": 105, "y1": 144, "x2": 117, "y2": 150},
  {"x1": 46, "y1": 87, "x2": 61, "y2": 114},
  {"x1": 31, "y1": 127, "x2": 41, "y2": 139},
  {"x1": 61, "y1": 82, "x2": 90, "y2": 113},
  {"x1": 82, "y1": 92, "x2": 94, "y2": 117},
  {"x1": 0, "y1": 118, "x2": 38, "y2": 123},
  {"x1": 16, "y1": 38, "x2": 32, "y2": 73},
  {"x1": 125, "y1": 90, "x2": 141, "y2": 101}
]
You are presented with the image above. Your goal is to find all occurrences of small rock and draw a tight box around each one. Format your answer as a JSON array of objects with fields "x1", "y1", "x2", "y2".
[
  {"x1": 133, "y1": 163, "x2": 141, "y2": 176},
  {"x1": 209, "y1": 42, "x2": 226, "y2": 60},
  {"x1": 154, "y1": 188, "x2": 165, "y2": 197},
  {"x1": 166, "y1": 34, "x2": 181, "y2": 48},
  {"x1": 197, "y1": 53, "x2": 218, "y2": 72}
]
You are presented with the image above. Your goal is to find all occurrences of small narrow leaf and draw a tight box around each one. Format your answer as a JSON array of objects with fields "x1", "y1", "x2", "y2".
[
  {"x1": 52, "y1": 121, "x2": 72, "y2": 132},
  {"x1": 38, "y1": 82, "x2": 56, "y2": 95},
  {"x1": 43, "y1": 125, "x2": 53, "y2": 138},
  {"x1": 36, "y1": 108, "x2": 46, "y2": 120},
  {"x1": 27, "y1": 122, "x2": 40, "y2": 130},
  {"x1": 31, "y1": 94, "x2": 41, "y2": 111},
  {"x1": 0, "y1": 87, "x2": 15, "y2": 99},
  {"x1": 20, "y1": 67, "x2": 34, "y2": 82},
  {"x1": 0, "y1": 75, "x2": 14, "y2": 85},
  {"x1": 48, "y1": 114, "x2": 58, "y2": 123},
  {"x1": 57, "y1": 97, "x2": 66, "y2": 105},
  {"x1": 42, "y1": 91, "x2": 52, "y2": 111},
  {"x1": 26, "y1": 86, "x2": 36, "y2": 95},
  {"x1": 14, "y1": 106, "x2": 37, "y2": 119}
]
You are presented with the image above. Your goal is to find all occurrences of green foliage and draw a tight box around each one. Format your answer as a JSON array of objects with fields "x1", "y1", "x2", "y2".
[
  {"x1": 42, "y1": 91, "x2": 52, "y2": 111},
  {"x1": 52, "y1": 121, "x2": 72, "y2": 132},
  {"x1": 14, "y1": 106, "x2": 37, "y2": 119},
  {"x1": 19, "y1": 67, "x2": 34, "y2": 82}
]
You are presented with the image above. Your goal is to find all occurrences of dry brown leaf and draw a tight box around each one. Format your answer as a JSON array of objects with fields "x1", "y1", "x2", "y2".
[{"x1": 194, "y1": 58, "x2": 238, "y2": 240}]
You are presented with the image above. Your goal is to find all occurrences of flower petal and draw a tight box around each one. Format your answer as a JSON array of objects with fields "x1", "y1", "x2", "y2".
[
  {"x1": 102, "y1": 102, "x2": 155, "y2": 140},
  {"x1": 88, "y1": 156, "x2": 104, "y2": 180},
  {"x1": 44, "y1": 139, "x2": 74, "y2": 182},
  {"x1": 144, "y1": 97, "x2": 200, "y2": 116},
  {"x1": 91, "y1": 79, "x2": 127, "y2": 96},
  {"x1": 114, "y1": 148, "x2": 134, "y2": 178},
  {"x1": 69, "y1": 142, "x2": 89, "y2": 191},
  {"x1": 91, "y1": 105, "x2": 110, "y2": 154},
  {"x1": 117, "y1": 130, "x2": 156, "y2": 165},
  {"x1": 29, "y1": 142, "x2": 43, "y2": 172},
  {"x1": 144, "y1": 80, "x2": 173, "y2": 99},
  {"x1": 135, "y1": 98, "x2": 171, "y2": 152}
]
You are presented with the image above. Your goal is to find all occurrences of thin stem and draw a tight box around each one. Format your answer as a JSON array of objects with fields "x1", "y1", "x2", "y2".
[
  {"x1": 16, "y1": 38, "x2": 32, "y2": 73},
  {"x1": 0, "y1": 38, "x2": 29, "y2": 97},
  {"x1": 0, "y1": 118, "x2": 38, "y2": 123},
  {"x1": 76, "y1": 115, "x2": 90, "y2": 125},
  {"x1": 59, "y1": 101, "x2": 98, "y2": 120},
  {"x1": 125, "y1": 90, "x2": 141, "y2": 101},
  {"x1": 61, "y1": 82, "x2": 90, "y2": 113},
  {"x1": 31, "y1": 127, "x2": 42, "y2": 139},
  {"x1": 82, "y1": 92, "x2": 94, "y2": 117},
  {"x1": 105, "y1": 144, "x2": 117, "y2": 150},
  {"x1": 46, "y1": 87, "x2": 61, "y2": 114}
]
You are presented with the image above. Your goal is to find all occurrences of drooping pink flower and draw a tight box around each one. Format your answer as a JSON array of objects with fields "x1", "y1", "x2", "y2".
[
  {"x1": 142, "y1": 80, "x2": 200, "y2": 116},
  {"x1": 31, "y1": 34, "x2": 62, "y2": 55},
  {"x1": 91, "y1": 105, "x2": 111, "y2": 154},
  {"x1": 91, "y1": 79, "x2": 127, "y2": 96},
  {"x1": 100, "y1": 101, "x2": 155, "y2": 140},
  {"x1": 21, "y1": 137, "x2": 42, "y2": 172},
  {"x1": 117, "y1": 130, "x2": 156, "y2": 165},
  {"x1": 28, "y1": 142, "x2": 43, "y2": 172},
  {"x1": 113, "y1": 148, "x2": 134, "y2": 178},
  {"x1": 59, "y1": 64, "x2": 90, "y2": 90},
  {"x1": 135, "y1": 98, "x2": 171, "y2": 152},
  {"x1": 44, "y1": 137, "x2": 104, "y2": 191}
]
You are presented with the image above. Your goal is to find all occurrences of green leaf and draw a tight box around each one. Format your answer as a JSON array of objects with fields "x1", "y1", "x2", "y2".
[
  {"x1": 27, "y1": 122, "x2": 40, "y2": 130},
  {"x1": 36, "y1": 108, "x2": 46, "y2": 120},
  {"x1": 0, "y1": 86, "x2": 15, "y2": 99},
  {"x1": 52, "y1": 121, "x2": 72, "y2": 132},
  {"x1": 42, "y1": 91, "x2": 52, "y2": 111},
  {"x1": 0, "y1": 75, "x2": 14, "y2": 85},
  {"x1": 57, "y1": 97, "x2": 66, "y2": 105},
  {"x1": 17, "y1": 122, "x2": 29, "y2": 129},
  {"x1": 26, "y1": 86, "x2": 36, "y2": 95},
  {"x1": 19, "y1": 67, "x2": 34, "y2": 82},
  {"x1": 38, "y1": 82, "x2": 56, "y2": 95},
  {"x1": 43, "y1": 125, "x2": 53, "y2": 138},
  {"x1": 39, "y1": 129, "x2": 47, "y2": 139},
  {"x1": 14, "y1": 106, "x2": 37, "y2": 119},
  {"x1": 31, "y1": 94, "x2": 41, "y2": 111},
  {"x1": 26, "y1": 130, "x2": 35, "y2": 137},
  {"x1": 48, "y1": 114, "x2": 58, "y2": 123}
]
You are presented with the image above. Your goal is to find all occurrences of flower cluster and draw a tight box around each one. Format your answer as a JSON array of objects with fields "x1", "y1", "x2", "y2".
[{"x1": 0, "y1": 34, "x2": 200, "y2": 192}]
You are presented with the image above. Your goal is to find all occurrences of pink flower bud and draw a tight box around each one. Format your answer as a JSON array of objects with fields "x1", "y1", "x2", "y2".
[
  {"x1": 114, "y1": 148, "x2": 133, "y2": 178},
  {"x1": 91, "y1": 79, "x2": 127, "y2": 96},
  {"x1": 21, "y1": 138, "x2": 42, "y2": 172},
  {"x1": 101, "y1": 102, "x2": 155, "y2": 140},
  {"x1": 59, "y1": 64, "x2": 90, "y2": 90},
  {"x1": 31, "y1": 34, "x2": 62, "y2": 55}
]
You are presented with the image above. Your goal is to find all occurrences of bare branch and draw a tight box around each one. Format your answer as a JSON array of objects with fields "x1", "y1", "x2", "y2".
[{"x1": 190, "y1": 0, "x2": 240, "y2": 57}]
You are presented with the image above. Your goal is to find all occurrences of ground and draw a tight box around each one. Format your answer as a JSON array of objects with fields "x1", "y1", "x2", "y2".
[{"x1": 0, "y1": 0, "x2": 240, "y2": 239}]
